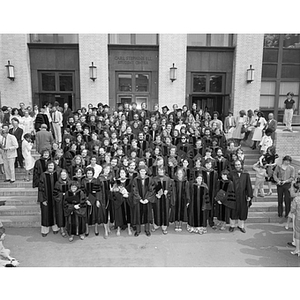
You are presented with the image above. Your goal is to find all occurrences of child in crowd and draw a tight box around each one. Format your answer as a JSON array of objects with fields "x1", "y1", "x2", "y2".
[{"x1": 252, "y1": 161, "x2": 267, "y2": 198}]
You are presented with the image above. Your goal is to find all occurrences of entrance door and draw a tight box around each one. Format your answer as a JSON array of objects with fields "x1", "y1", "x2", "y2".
[
  {"x1": 39, "y1": 93, "x2": 73, "y2": 109},
  {"x1": 191, "y1": 95, "x2": 224, "y2": 119}
]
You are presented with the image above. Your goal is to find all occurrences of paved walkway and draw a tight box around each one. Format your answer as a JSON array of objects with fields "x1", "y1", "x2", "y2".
[{"x1": 3, "y1": 223, "x2": 300, "y2": 267}]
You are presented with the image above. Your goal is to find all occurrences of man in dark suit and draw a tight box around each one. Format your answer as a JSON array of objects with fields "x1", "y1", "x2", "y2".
[
  {"x1": 9, "y1": 117, "x2": 24, "y2": 168},
  {"x1": 62, "y1": 102, "x2": 72, "y2": 129},
  {"x1": 229, "y1": 160, "x2": 253, "y2": 233},
  {"x1": 264, "y1": 113, "x2": 277, "y2": 143}
]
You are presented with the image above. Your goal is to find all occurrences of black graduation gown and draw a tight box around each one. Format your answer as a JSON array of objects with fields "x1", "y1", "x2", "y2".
[
  {"x1": 152, "y1": 175, "x2": 174, "y2": 227},
  {"x1": 201, "y1": 168, "x2": 218, "y2": 220},
  {"x1": 33, "y1": 157, "x2": 50, "y2": 189},
  {"x1": 214, "y1": 157, "x2": 230, "y2": 178},
  {"x1": 131, "y1": 176, "x2": 155, "y2": 225},
  {"x1": 53, "y1": 178, "x2": 70, "y2": 227},
  {"x1": 229, "y1": 170, "x2": 253, "y2": 221},
  {"x1": 64, "y1": 189, "x2": 87, "y2": 235},
  {"x1": 81, "y1": 178, "x2": 102, "y2": 225},
  {"x1": 112, "y1": 178, "x2": 131, "y2": 227},
  {"x1": 38, "y1": 171, "x2": 59, "y2": 227},
  {"x1": 99, "y1": 174, "x2": 114, "y2": 224},
  {"x1": 187, "y1": 183, "x2": 210, "y2": 227},
  {"x1": 170, "y1": 179, "x2": 190, "y2": 222},
  {"x1": 215, "y1": 179, "x2": 236, "y2": 223}
]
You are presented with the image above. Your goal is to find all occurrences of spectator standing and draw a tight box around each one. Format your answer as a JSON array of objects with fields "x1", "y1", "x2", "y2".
[
  {"x1": 9, "y1": 118, "x2": 24, "y2": 169},
  {"x1": 62, "y1": 103, "x2": 72, "y2": 129},
  {"x1": 273, "y1": 155, "x2": 295, "y2": 218},
  {"x1": 51, "y1": 105, "x2": 63, "y2": 146},
  {"x1": 20, "y1": 110, "x2": 34, "y2": 138},
  {"x1": 224, "y1": 111, "x2": 236, "y2": 140},
  {"x1": 0, "y1": 124, "x2": 18, "y2": 183},
  {"x1": 283, "y1": 92, "x2": 295, "y2": 132},
  {"x1": 232, "y1": 110, "x2": 247, "y2": 145},
  {"x1": 35, "y1": 124, "x2": 53, "y2": 154},
  {"x1": 251, "y1": 111, "x2": 267, "y2": 150},
  {"x1": 264, "y1": 113, "x2": 277, "y2": 144},
  {"x1": 22, "y1": 133, "x2": 35, "y2": 181}
]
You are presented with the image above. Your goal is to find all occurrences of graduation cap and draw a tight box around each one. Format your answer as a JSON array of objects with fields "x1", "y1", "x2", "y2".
[
  {"x1": 1, "y1": 106, "x2": 8, "y2": 112},
  {"x1": 162, "y1": 106, "x2": 169, "y2": 111},
  {"x1": 103, "y1": 104, "x2": 110, "y2": 109},
  {"x1": 176, "y1": 108, "x2": 183, "y2": 113}
]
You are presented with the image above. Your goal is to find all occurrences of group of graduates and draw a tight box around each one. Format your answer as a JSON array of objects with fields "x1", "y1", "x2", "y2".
[{"x1": 32, "y1": 101, "x2": 253, "y2": 241}]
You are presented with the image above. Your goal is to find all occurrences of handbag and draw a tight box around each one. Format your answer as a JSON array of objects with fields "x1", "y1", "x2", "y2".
[{"x1": 214, "y1": 189, "x2": 227, "y2": 203}]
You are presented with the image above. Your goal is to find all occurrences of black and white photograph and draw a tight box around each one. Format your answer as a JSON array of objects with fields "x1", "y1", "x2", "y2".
[{"x1": 1, "y1": 1, "x2": 299, "y2": 299}]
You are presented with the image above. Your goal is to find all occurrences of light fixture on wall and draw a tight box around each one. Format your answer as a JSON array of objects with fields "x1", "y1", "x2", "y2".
[
  {"x1": 5, "y1": 60, "x2": 15, "y2": 81},
  {"x1": 170, "y1": 63, "x2": 177, "y2": 82},
  {"x1": 247, "y1": 65, "x2": 255, "y2": 83},
  {"x1": 89, "y1": 62, "x2": 97, "y2": 81}
]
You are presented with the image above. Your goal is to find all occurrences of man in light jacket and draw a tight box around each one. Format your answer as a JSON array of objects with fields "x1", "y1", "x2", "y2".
[{"x1": 0, "y1": 124, "x2": 18, "y2": 183}]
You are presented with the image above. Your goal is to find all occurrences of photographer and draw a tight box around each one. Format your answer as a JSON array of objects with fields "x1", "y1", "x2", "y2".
[{"x1": 273, "y1": 155, "x2": 295, "y2": 218}]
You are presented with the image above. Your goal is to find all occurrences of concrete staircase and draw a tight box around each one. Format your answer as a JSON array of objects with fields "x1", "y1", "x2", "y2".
[
  {"x1": 0, "y1": 143, "x2": 283, "y2": 227},
  {"x1": 242, "y1": 144, "x2": 282, "y2": 223},
  {"x1": 0, "y1": 149, "x2": 40, "y2": 228}
]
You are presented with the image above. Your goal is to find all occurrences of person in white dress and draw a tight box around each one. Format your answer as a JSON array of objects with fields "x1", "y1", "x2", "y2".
[
  {"x1": 22, "y1": 133, "x2": 36, "y2": 181},
  {"x1": 259, "y1": 128, "x2": 273, "y2": 154},
  {"x1": 20, "y1": 110, "x2": 34, "y2": 138},
  {"x1": 251, "y1": 111, "x2": 267, "y2": 150},
  {"x1": 232, "y1": 110, "x2": 247, "y2": 145}
]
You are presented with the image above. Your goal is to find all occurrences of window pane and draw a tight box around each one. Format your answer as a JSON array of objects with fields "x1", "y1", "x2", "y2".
[
  {"x1": 264, "y1": 34, "x2": 280, "y2": 48},
  {"x1": 59, "y1": 73, "x2": 73, "y2": 91},
  {"x1": 209, "y1": 75, "x2": 222, "y2": 92},
  {"x1": 118, "y1": 74, "x2": 132, "y2": 91},
  {"x1": 187, "y1": 34, "x2": 207, "y2": 46},
  {"x1": 263, "y1": 49, "x2": 278, "y2": 62},
  {"x1": 57, "y1": 34, "x2": 78, "y2": 43},
  {"x1": 279, "y1": 82, "x2": 299, "y2": 96},
  {"x1": 41, "y1": 73, "x2": 56, "y2": 91},
  {"x1": 282, "y1": 49, "x2": 300, "y2": 63},
  {"x1": 193, "y1": 75, "x2": 206, "y2": 92},
  {"x1": 279, "y1": 96, "x2": 298, "y2": 109},
  {"x1": 283, "y1": 34, "x2": 300, "y2": 48},
  {"x1": 135, "y1": 34, "x2": 157, "y2": 45},
  {"x1": 262, "y1": 64, "x2": 277, "y2": 78},
  {"x1": 261, "y1": 81, "x2": 276, "y2": 94},
  {"x1": 109, "y1": 34, "x2": 131, "y2": 44},
  {"x1": 211, "y1": 34, "x2": 229, "y2": 47},
  {"x1": 118, "y1": 95, "x2": 132, "y2": 106},
  {"x1": 135, "y1": 74, "x2": 149, "y2": 92},
  {"x1": 31, "y1": 34, "x2": 55, "y2": 43},
  {"x1": 281, "y1": 65, "x2": 300, "y2": 78},
  {"x1": 260, "y1": 96, "x2": 275, "y2": 108}
]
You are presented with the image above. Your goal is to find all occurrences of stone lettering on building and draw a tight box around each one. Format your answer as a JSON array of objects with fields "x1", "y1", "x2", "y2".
[{"x1": 114, "y1": 56, "x2": 152, "y2": 65}]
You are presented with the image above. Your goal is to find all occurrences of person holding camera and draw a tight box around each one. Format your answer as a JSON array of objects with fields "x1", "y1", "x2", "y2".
[{"x1": 273, "y1": 155, "x2": 295, "y2": 218}]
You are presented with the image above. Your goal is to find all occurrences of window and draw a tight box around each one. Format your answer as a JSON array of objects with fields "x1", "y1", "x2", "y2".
[
  {"x1": 193, "y1": 75, "x2": 206, "y2": 92},
  {"x1": 187, "y1": 34, "x2": 233, "y2": 47},
  {"x1": 262, "y1": 64, "x2": 277, "y2": 78},
  {"x1": 192, "y1": 73, "x2": 224, "y2": 93},
  {"x1": 263, "y1": 49, "x2": 278, "y2": 63},
  {"x1": 135, "y1": 74, "x2": 149, "y2": 92},
  {"x1": 281, "y1": 65, "x2": 300, "y2": 78},
  {"x1": 264, "y1": 34, "x2": 280, "y2": 48},
  {"x1": 187, "y1": 34, "x2": 207, "y2": 46},
  {"x1": 59, "y1": 73, "x2": 73, "y2": 91},
  {"x1": 41, "y1": 73, "x2": 56, "y2": 91},
  {"x1": 118, "y1": 74, "x2": 132, "y2": 92},
  {"x1": 260, "y1": 81, "x2": 276, "y2": 108},
  {"x1": 30, "y1": 34, "x2": 78, "y2": 43},
  {"x1": 40, "y1": 71, "x2": 74, "y2": 92},
  {"x1": 283, "y1": 34, "x2": 300, "y2": 48},
  {"x1": 109, "y1": 34, "x2": 158, "y2": 45}
]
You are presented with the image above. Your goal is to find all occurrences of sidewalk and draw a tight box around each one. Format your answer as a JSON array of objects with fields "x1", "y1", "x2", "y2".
[{"x1": 3, "y1": 223, "x2": 300, "y2": 267}]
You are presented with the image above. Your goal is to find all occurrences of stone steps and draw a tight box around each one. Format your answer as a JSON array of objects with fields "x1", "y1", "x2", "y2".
[
  {"x1": 0, "y1": 215, "x2": 40, "y2": 227},
  {"x1": 247, "y1": 212, "x2": 283, "y2": 223},
  {"x1": 0, "y1": 205, "x2": 40, "y2": 216},
  {"x1": 0, "y1": 188, "x2": 37, "y2": 196},
  {"x1": 0, "y1": 196, "x2": 37, "y2": 205}
]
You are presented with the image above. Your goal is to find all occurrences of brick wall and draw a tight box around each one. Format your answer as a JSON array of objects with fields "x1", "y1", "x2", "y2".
[
  {"x1": 158, "y1": 34, "x2": 187, "y2": 109},
  {"x1": 0, "y1": 34, "x2": 32, "y2": 108},
  {"x1": 232, "y1": 34, "x2": 264, "y2": 116},
  {"x1": 78, "y1": 34, "x2": 109, "y2": 108}
]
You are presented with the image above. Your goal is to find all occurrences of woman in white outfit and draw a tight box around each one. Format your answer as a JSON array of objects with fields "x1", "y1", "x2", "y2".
[
  {"x1": 22, "y1": 133, "x2": 36, "y2": 181},
  {"x1": 252, "y1": 111, "x2": 267, "y2": 150},
  {"x1": 20, "y1": 110, "x2": 34, "y2": 138}
]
